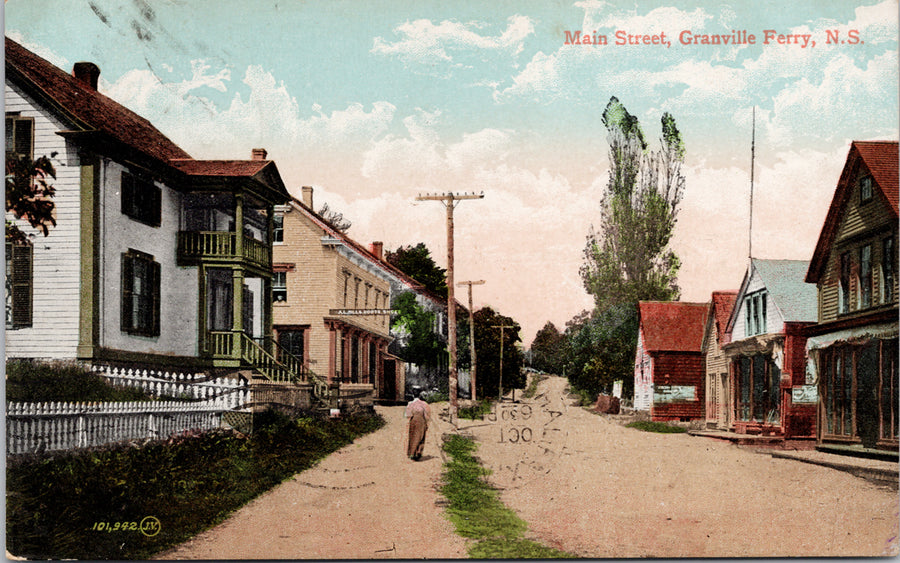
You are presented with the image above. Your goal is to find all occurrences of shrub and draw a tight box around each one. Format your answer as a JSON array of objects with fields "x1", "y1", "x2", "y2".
[
  {"x1": 625, "y1": 420, "x2": 688, "y2": 434},
  {"x1": 6, "y1": 360, "x2": 158, "y2": 402},
  {"x1": 6, "y1": 409, "x2": 385, "y2": 560}
]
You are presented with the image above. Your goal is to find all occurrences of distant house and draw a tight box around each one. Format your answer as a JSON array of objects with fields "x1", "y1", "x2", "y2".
[
  {"x1": 701, "y1": 291, "x2": 738, "y2": 430},
  {"x1": 272, "y1": 187, "x2": 405, "y2": 404},
  {"x1": 5, "y1": 38, "x2": 294, "y2": 388},
  {"x1": 633, "y1": 301, "x2": 708, "y2": 421},
  {"x1": 804, "y1": 141, "x2": 898, "y2": 453},
  {"x1": 722, "y1": 259, "x2": 818, "y2": 439}
]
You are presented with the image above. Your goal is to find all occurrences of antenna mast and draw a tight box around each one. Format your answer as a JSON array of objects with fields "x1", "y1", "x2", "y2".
[{"x1": 749, "y1": 106, "x2": 755, "y2": 261}]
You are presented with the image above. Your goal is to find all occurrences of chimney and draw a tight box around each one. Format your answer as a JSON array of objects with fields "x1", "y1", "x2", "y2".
[
  {"x1": 251, "y1": 148, "x2": 268, "y2": 160},
  {"x1": 371, "y1": 241, "x2": 384, "y2": 260},
  {"x1": 72, "y1": 62, "x2": 100, "y2": 90},
  {"x1": 302, "y1": 186, "x2": 314, "y2": 209}
]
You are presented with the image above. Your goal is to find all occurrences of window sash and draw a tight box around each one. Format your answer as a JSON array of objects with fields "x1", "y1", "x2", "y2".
[
  {"x1": 121, "y1": 172, "x2": 162, "y2": 227},
  {"x1": 5, "y1": 115, "x2": 34, "y2": 161},
  {"x1": 860, "y1": 245, "x2": 872, "y2": 309},
  {"x1": 272, "y1": 271, "x2": 287, "y2": 302},
  {"x1": 121, "y1": 251, "x2": 160, "y2": 336}
]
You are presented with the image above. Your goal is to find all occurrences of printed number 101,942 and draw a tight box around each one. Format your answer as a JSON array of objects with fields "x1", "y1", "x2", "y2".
[{"x1": 92, "y1": 521, "x2": 140, "y2": 532}]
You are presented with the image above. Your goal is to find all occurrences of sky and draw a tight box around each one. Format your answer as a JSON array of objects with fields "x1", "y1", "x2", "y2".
[{"x1": 5, "y1": 0, "x2": 899, "y2": 345}]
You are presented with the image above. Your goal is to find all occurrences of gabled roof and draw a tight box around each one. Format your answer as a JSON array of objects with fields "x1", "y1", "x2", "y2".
[
  {"x1": 711, "y1": 291, "x2": 739, "y2": 341},
  {"x1": 727, "y1": 259, "x2": 818, "y2": 334},
  {"x1": 807, "y1": 141, "x2": 899, "y2": 283},
  {"x1": 5, "y1": 36, "x2": 190, "y2": 164},
  {"x1": 638, "y1": 301, "x2": 708, "y2": 353}
]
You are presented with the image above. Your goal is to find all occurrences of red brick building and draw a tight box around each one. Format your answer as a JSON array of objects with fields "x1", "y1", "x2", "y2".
[{"x1": 633, "y1": 301, "x2": 708, "y2": 421}]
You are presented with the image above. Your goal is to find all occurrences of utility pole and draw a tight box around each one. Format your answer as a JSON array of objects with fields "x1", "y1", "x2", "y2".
[
  {"x1": 492, "y1": 324, "x2": 515, "y2": 403},
  {"x1": 458, "y1": 280, "x2": 485, "y2": 402},
  {"x1": 416, "y1": 192, "x2": 484, "y2": 424}
]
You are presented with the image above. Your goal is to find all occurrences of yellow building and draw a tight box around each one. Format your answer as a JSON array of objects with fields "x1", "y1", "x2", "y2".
[{"x1": 272, "y1": 187, "x2": 404, "y2": 403}]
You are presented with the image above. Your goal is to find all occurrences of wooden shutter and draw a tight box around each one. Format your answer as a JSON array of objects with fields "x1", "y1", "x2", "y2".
[
  {"x1": 10, "y1": 243, "x2": 33, "y2": 328},
  {"x1": 121, "y1": 252, "x2": 134, "y2": 332},
  {"x1": 121, "y1": 172, "x2": 134, "y2": 217},
  {"x1": 150, "y1": 259, "x2": 161, "y2": 336}
]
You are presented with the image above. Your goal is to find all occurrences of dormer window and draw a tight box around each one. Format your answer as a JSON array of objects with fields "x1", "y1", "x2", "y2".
[
  {"x1": 744, "y1": 290, "x2": 767, "y2": 336},
  {"x1": 860, "y1": 175, "x2": 873, "y2": 204}
]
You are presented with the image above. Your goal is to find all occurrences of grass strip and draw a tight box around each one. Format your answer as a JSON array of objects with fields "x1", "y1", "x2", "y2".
[
  {"x1": 439, "y1": 434, "x2": 574, "y2": 559},
  {"x1": 626, "y1": 420, "x2": 688, "y2": 433},
  {"x1": 523, "y1": 374, "x2": 548, "y2": 399},
  {"x1": 7, "y1": 409, "x2": 385, "y2": 560}
]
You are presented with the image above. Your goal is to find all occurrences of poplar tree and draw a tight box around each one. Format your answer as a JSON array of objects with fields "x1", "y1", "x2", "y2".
[{"x1": 580, "y1": 97, "x2": 685, "y2": 313}]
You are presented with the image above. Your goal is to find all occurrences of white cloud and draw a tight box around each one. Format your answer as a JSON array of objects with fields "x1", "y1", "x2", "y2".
[
  {"x1": 372, "y1": 15, "x2": 535, "y2": 77},
  {"x1": 6, "y1": 30, "x2": 70, "y2": 69}
]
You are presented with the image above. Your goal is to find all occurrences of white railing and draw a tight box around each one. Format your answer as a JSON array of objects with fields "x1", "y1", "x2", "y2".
[
  {"x1": 6, "y1": 401, "x2": 234, "y2": 455},
  {"x1": 91, "y1": 365, "x2": 250, "y2": 410}
]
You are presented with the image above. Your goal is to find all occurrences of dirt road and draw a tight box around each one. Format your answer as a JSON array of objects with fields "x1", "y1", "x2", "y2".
[
  {"x1": 159, "y1": 375, "x2": 898, "y2": 559},
  {"x1": 156, "y1": 407, "x2": 468, "y2": 560},
  {"x1": 460, "y1": 376, "x2": 899, "y2": 558}
]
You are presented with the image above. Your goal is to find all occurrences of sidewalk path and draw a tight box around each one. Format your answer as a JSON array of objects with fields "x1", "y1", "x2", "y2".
[{"x1": 155, "y1": 406, "x2": 468, "y2": 560}]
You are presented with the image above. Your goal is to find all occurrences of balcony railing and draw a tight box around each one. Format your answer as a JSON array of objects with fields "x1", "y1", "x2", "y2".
[{"x1": 177, "y1": 231, "x2": 270, "y2": 269}]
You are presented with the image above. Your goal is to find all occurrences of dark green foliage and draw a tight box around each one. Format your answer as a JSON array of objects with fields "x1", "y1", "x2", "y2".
[
  {"x1": 626, "y1": 420, "x2": 688, "y2": 433},
  {"x1": 6, "y1": 153, "x2": 57, "y2": 244},
  {"x1": 459, "y1": 399, "x2": 494, "y2": 420},
  {"x1": 473, "y1": 307, "x2": 525, "y2": 400},
  {"x1": 581, "y1": 96, "x2": 684, "y2": 313},
  {"x1": 529, "y1": 321, "x2": 565, "y2": 375},
  {"x1": 390, "y1": 292, "x2": 444, "y2": 367},
  {"x1": 440, "y1": 434, "x2": 574, "y2": 558},
  {"x1": 6, "y1": 360, "x2": 160, "y2": 402},
  {"x1": 385, "y1": 243, "x2": 448, "y2": 297},
  {"x1": 563, "y1": 304, "x2": 638, "y2": 400},
  {"x1": 6, "y1": 410, "x2": 385, "y2": 560}
]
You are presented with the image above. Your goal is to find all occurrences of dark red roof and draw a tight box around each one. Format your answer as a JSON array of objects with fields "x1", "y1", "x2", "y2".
[
  {"x1": 169, "y1": 159, "x2": 270, "y2": 177},
  {"x1": 5, "y1": 36, "x2": 191, "y2": 164},
  {"x1": 639, "y1": 301, "x2": 708, "y2": 353},
  {"x1": 806, "y1": 141, "x2": 899, "y2": 283},
  {"x1": 710, "y1": 291, "x2": 738, "y2": 342},
  {"x1": 855, "y1": 141, "x2": 899, "y2": 214}
]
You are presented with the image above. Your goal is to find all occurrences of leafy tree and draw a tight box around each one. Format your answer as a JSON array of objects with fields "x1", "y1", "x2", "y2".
[
  {"x1": 385, "y1": 243, "x2": 447, "y2": 297},
  {"x1": 390, "y1": 292, "x2": 444, "y2": 368},
  {"x1": 580, "y1": 97, "x2": 684, "y2": 313},
  {"x1": 562, "y1": 304, "x2": 638, "y2": 401},
  {"x1": 317, "y1": 201, "x2": 351, "y2": 233},
  {"x1": 6, "y1": 153, "x2": 57, "y2": 244},
  {"x1": 529, "y1": 321, "x2": 566, "y2": 375},
  {"x1": 473, "y1": 306, "x2": 524, "y2": 399}
]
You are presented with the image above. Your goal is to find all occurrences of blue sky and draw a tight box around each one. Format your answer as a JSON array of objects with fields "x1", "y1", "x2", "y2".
[{"x1": 6, "y1": 0, "x2": 898, "y2": 342}]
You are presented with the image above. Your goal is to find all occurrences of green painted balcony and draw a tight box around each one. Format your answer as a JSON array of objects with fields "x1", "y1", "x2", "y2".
[{"x1": 177, "y1": 231, "x2": 270, "y2": 270}]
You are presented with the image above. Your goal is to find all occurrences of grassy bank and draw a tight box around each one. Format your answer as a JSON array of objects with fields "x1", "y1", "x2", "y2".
[
  {"x1": 626, "y1": 420, "x2": 689, "y2": 433},
  {"x1": 440, "y1": 434, "x2": 574, "y2": 559},
  {"x1": 7, "y1": 410, "x2": 385, "y2": 560}
]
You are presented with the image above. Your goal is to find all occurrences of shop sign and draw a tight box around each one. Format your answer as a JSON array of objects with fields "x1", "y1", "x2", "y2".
[
  {"x1": 653, "y1": 385, "x2": 696, "y2": 403},
  {"x1": 792, "y1": 385, "x2": 818, "y2": 404}
]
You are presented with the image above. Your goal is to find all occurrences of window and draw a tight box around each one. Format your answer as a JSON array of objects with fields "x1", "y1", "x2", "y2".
[
  {"x1": 860, "y1": 244, "x2": 872, "y2": 309},
  {"x1": 273, "y1": 214, "x2": 284, "y2": 243},
  {"x1": 5, "y1": 114, "x2": 34, "y2": 161},
  {"x1": 121, "y1": 250, "x2": 160, "y2": 336},
  {"x1": 6, "y1": 241, "x2": 33, "y2": 328},
  {"x1": 121, "y1": 171, "x2": 161, "y2": 227},
  {"x1": 277, "y1": 329, "x2": 306, "y2": 363},
  {"x1": 272, "y1": 271, "x2": 287, "y2": 302},
  {"x1": 860, "y1": 175, "x2": 873, "y2": 204},
  {"x1": 744, "y1": 291, "x2": 767, "y2": 336},
  {"x1": 735, "y1": 354, "x2": 780, "y2": 424},
  {"x1": 883, "y1": 237, "x2": 895, "y2": 304},
  {"x1": 839, "y1": 252, "x2": 851, "y2": 314}
]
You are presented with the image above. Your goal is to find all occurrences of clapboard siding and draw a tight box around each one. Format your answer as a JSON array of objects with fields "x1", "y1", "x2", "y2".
[
  {"x1": 650, "y1": 353, "x2": 705, "y2": 421},
  {"x1": 99, "y1": 159, "x2": 199, "y2": 356},
  {"x1": 5, "y1": 82, "x2": 82, "y2": 359}
]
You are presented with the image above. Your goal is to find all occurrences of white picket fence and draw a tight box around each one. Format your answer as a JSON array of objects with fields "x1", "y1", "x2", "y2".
[
  {"x1": 92, "y1": 365, "x2": 250, "y2": 409},
  {"x1": 6, "y1": 400, "x2": 238, "y2": 455}
]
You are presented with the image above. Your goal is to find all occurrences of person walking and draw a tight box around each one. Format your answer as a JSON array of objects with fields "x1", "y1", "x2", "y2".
[{"x1": 405, "y1": 393, "x2": 432, "y2": 460}]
